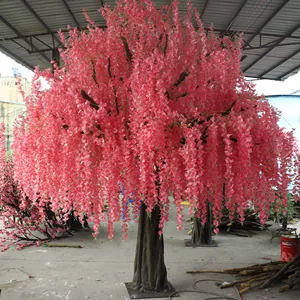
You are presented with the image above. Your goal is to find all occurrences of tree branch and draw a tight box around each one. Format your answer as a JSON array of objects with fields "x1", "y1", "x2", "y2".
[
  {"x1": 164, "y1": 71, "x2": 189, "y2": 99},
  {"x1": 171, "y1": 100, "x2": 238, "y2": 144},
  {"x1": 80, "y1": 90, "x2": 99, "y2": 111},
  {"x1": 174, "y1": 71, "x2": 189, "y2": 87},
  {"x1": 163, "y1": 34, "x2": 168, "y2": 56},
  {"x1": 107, "y1": 57, "x2": 119, "y2": 114},
  {"x1": 156, "y1": 34, "x2": 163, "y2": 49},
  {"x1": 15, "y1": 235, "x2": 49, "y2": 242},
  {"x1": 108, "y1": 57, "x2": 112, "y2": 78},
  {"x1": 121, "y1": 36, "x2": 132, "y2": 62},
  {"x1": 221, "y1": 100, "x2": 236, "y2": 116},
  {"x1": 114, "y1": 87, "x2": 119, "y2": 113},
  {"x1": 260, "y1": 253, "x2": 300, "y2": 288},
  {"x1": 91, "y1": 60, "x2": 99, "y2": 86},
  {"x1": 176, "y1": 92, "x2": 188, "y2": 100}
]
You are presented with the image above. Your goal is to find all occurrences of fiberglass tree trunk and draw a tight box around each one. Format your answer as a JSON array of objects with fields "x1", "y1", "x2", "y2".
[
  {"x1": 186, "y1": 202, "x2": 217, "y2": 247},
  {"x1": 127, "y1": 202, "x2": 170, "y2": 295}
]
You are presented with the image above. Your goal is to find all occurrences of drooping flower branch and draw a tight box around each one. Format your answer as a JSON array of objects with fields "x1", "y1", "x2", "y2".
[{"x1": 0, "y1": 125, "x2": 83, "y2": 251}]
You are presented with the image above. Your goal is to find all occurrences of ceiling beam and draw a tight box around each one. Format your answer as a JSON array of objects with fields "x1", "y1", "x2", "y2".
[
  {"x1": 20, "y1": 0, "x2": 60, "y2": 45},
  {"x1": 34, "y1": 36, "x2": 52, "y2": 50},
  {"x1": 200, "y1": 0, "x2": 209, "y2": 19},
  {"x1": 244, "y1": 41, "x2": 300, "y2": 50},
  {"x1": 1, "y1": 26, "x2": 108, "y2": 42},
  {"x1": 0, "y1": 15, "x2": 50, "y2": 62},
  {"x1": 258, "y1": 45, "x2": 300, "y2": 78},
  {"x1": 0, "y1": 44, "x2": 35, "y2": 70},
  {"x1": 275, "y1": 63, "x2": 300, "y2": 80},
  {"x1": 4, "y1": 27, "x2": 300, "y2": 42},
  {"x1": 242, "y1": 0, "x2": 291, "y2": 73},
  {"x1": 61, "y1": 0, "x2": 80, "y2": 27},
  {"x1": 243, "y1": 21, "x2": 300, "y2": 74},
  {"x1": 226, "y1": 0, "x2": 249, "y2": 31},
  {"x1": 11, "y1": 39, "x2": 33, "y2": 52},
  {"x1": 242, "y1": 0, "x2": 290, "y2": 49},
  {"x1": 246, "y1": 76, "x2": 281, "y2": 81},
  {"x1": 212, "y1": 29, "x2": 300, "y2": 40}
]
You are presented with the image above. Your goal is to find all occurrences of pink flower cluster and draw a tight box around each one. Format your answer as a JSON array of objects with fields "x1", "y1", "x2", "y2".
[{"x1": 11, "y1": 0, "x2": 300, "y2": 239}]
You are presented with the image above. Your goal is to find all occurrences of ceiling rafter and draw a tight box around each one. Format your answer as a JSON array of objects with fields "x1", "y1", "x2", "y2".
[
  {"x1": 242, "y1": 0, "x2": 290, "y2": 49},
  {"x1": 33, "y1": 36, "x2": 52, "y2": 50},
  {"x1": 244, "y1": 21, "x2": 300, "y2": 75},
  {"x1": 258, "y1": 45, "x2": 300, "y2": 78},
  {"x1": 276, "y1": 63, "x2": 300, "y2": 80},
  {"x1": 242, "y1": 0, "x2": 292, "y2": 73},
  {"x1": 11, "y1": 39, "x2": 32, "y2": 52},
  {"x1": 225, "y1": 0, "x2": 249, "y2": 31},
  {"x1": 200, "y1": 0, "x2": 210, "y2": 19},
  {"x1": 244, "y1": 41, "x2": 300, "y2": 50},
  {"x1": 20, "y1": 0, "x2": 60, "y2": 46},
  {"x1": 0, "y1": 0, "x2": 299, "y2": 80},
  {"x1": 0, "y1": 15, "x2": 49, "y2": 62},
  {"x1": 5, "y1": 27, "x2": 300, "y2": 43},
  {"x1": 0, "y1": 44, "x2": 34, "y2": 70},
  {"x1": 61, "y1": 0, "x2": 80, "y2": 27}
]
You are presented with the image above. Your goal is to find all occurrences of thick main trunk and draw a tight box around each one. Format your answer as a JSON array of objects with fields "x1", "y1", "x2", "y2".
[{"x1": 131, "y1": 202, "x2": 169, "y2": 292}]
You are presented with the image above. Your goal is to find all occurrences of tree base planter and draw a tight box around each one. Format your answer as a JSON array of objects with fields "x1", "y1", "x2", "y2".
[
  {"x1": 125, "y1": 282, "x2": 179, "y2": 299},
  {"x1": 125, "y1": 203, "x2": 179, "y2": 299}
]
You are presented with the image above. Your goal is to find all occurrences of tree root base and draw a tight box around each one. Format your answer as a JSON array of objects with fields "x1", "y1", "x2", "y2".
[
  {"x1": 125, "y1": 282, "x2": 179, "y2": 299},
  {"x1": 184, "y1": 239, "x2": 218, "y2": 248}
]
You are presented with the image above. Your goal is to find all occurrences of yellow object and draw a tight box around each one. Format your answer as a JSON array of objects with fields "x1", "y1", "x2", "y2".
[{"x1": 181, "y1": 201, "x2": 190, "y2": 206}]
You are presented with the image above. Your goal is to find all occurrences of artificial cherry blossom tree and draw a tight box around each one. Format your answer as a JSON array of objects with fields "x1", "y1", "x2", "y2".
[{"x1": 13, "y1": 0, "x2": 300, "y2": 294}]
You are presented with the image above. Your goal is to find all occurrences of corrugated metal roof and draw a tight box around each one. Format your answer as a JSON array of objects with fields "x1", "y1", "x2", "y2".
[
  {"x1": 231, "y1": 0, "x2": 283, "y2": 32},
  {"x1": 1, "y1": 0, "x2": 300, "y2": 80}
]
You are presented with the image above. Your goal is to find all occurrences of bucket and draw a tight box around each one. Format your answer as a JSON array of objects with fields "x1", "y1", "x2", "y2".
[{"x1": 280, "y1": 235, "x2": 300, "y2": 262}]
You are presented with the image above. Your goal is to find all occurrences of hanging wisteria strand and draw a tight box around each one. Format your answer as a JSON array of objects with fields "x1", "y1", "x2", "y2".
[{"x1": 0, "y1": 125, "x2": 76, "y2": 251}]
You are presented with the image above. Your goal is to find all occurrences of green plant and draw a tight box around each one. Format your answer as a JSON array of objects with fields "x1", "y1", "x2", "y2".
[{"x1": 269, "y1": 193, "x2": 295, "y2": 223}]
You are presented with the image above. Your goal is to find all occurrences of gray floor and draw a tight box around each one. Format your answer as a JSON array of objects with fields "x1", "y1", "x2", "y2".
[{"x1": 0, "y1": 208, "x2": 299, "y2": 300}]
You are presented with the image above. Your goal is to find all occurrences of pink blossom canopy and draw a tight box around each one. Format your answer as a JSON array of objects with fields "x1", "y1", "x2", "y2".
[{"x1": 12, "y1": 0, "x2": 300, "y2": 239}]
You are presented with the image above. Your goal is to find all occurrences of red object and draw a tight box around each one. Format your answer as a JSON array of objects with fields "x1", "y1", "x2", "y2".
[{"x1": 280, "y1": 235, "x2": 300, "y2": 262}]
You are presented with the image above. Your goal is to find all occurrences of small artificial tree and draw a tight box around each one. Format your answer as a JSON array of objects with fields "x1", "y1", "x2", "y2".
[
  {"x1": 0, "y1": 125, "x2": 83, "y2": 251},
  {"x1": 12, "y1": 0, "x2": 300, "y2": 295}
]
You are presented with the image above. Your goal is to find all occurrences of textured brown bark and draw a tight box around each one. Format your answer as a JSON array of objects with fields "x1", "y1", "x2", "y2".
[
  {"x1": 191, "y1": 203, "x2": 213, "y2": 246},
  {"x1": 131, "y1": 202, "x2": 169, "y2": 292}
]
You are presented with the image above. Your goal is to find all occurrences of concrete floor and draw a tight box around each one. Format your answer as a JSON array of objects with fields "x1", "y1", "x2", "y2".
[{"x1": 0, "y1": 208, "x2": 299, "y2": 300}]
